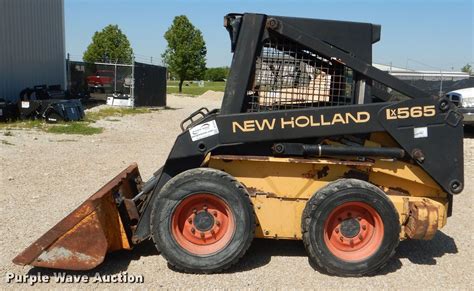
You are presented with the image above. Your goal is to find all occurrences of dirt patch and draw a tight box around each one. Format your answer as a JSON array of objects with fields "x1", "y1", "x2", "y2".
[{"x1": 199, "y1": 90, "x2": 224, "y2": 101}]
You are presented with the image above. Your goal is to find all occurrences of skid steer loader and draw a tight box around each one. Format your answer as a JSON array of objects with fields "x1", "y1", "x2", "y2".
[{"x1": 14, "y1": 13, "x2": 464, "y2": 276}]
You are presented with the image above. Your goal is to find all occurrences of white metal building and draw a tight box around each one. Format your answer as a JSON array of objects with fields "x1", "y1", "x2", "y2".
[
  {"x1": 374, "y1": 63, "x2": 470, "y2": 81},
  {"x1": 0, "y1": 0, "x2": 66, "y2": 101}
]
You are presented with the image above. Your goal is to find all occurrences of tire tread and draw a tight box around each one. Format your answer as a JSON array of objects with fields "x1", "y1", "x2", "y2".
[
  {"x1": 301, "y1": 178, "x2": 400, "y2": 277},
  {"x1": 151, "y1": 168, "x2": 255, "y2": 274}
]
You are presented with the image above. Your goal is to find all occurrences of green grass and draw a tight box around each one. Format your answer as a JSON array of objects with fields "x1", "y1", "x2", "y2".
[
  {"x1": 167, "y1": 81, "x2": 225, "y2": 96},
  {"x1": 0, "y1": 107, "x2": 152, "y2": 135},
  {"x1": 0, "y1": 119, "x2": 44, "y2": 130},
  {"x1": 86, "y1": 107, "x2": 150, "y2": 122},
  {"x1": 46, "y1": 122, "x2": 103, "y2": 135}
]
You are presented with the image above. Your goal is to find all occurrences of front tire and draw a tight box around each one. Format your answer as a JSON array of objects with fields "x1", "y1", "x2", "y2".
[
  {"x1": 151, "y1": 168, "x2": 255, "y2": 273},
  {"x1": 302, "y1": 179, "x2": 400, "y2": 276}
]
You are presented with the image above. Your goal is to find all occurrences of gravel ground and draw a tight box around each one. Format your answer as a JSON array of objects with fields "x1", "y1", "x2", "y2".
[{"x1": 1, "y1": 94, "x2": 473, "y2": 289}]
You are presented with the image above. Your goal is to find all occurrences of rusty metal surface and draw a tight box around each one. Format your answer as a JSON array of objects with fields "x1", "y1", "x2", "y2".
[
  {"x1": 123, "y1": 198, "x2": 140, "y2": 225},
  {"x1": 13, "y1": 163, "x2": 141, "y2": 270},
  {"x1": 405, "y1": 200, "x2": 439, "y2": 240},
  {"x1": 386, "y1": 187, "x2": 410, "y2": 196}
]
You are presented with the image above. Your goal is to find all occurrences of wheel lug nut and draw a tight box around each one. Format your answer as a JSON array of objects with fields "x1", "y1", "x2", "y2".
[
  {"x1": 192, "y1": 208, "x2": 197, "y2": 214},
  {"x1": 188, "y1": 218, "x2": 192, "y2": 223},
  {"x1": 191, "y1": 228, "x2": 195, "y2": 234},
  {"x1": 203, "y1": 205, "x2": 208, "y2": 211},
  {"x1": 335, "y1": 228, "x2": 339, "y2": 233},
  {"x1": 211, "y1": 230, "x2": 215, "y2": 236},
  {"x1": 340, "y1": 236, "x2": 344, "y2": 241},
  {"x1": 212, "y1": 211, "x2": 217, "y2": 217},
  {"x1": 358, "y1": 234, "x2": 363, "y2": 240},
  {"x1": 362, "y1": 225, "x2": 367, "y2": 230},
  {"x1": 357, "y1": 217, "x2": 362, "y2": 221},
  {"x1": 216, "y1": 221, "x2": 220, "y2": 226},
  {"x1": 200, "y1": 232, "x2": 205, "y2": 238}
]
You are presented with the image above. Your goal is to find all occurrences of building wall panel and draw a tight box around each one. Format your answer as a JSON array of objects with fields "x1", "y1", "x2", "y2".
[{"x1": 0, "y1": 0, "x2": 65, "y2": 101}]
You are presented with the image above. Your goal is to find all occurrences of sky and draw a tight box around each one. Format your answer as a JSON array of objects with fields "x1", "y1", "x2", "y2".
[{"x1": 65, "y1": 0, "x2": 473, "y2": 71}]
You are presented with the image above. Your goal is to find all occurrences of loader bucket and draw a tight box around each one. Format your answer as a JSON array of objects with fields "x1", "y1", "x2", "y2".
[{"x1": 13, "y1": 163, "x2": 142, "y2": 270}]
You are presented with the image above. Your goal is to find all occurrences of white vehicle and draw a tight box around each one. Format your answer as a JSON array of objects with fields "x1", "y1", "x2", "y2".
[{"x1": 446, "y1": 87, "x2": 474, "y2": 125}]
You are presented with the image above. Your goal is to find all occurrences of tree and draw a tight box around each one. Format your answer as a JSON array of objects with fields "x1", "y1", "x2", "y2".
[
  {"x1": 205, "y1": 67, "x2": 230, "y2": 81},
  {"x1": 461, "y1": 64, "x2": 472, "y2": 75},
  {"x1": 83, "y1": 25, "x2": 133, "y2": 64},
  {"x1": 162, "y1": 16, "x2": 207, "y2": 93}
]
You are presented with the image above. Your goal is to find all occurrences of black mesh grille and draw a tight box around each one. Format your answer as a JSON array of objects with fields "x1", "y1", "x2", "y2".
[{"x1": 247, "y1": 38, "x2": 355, "y2": 112}]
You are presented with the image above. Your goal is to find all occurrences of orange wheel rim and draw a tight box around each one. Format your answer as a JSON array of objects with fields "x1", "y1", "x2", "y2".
[
  {"x1": 323, "y1": 201, "x2": 384, "y2": 262},
  {"x1": 171, "y1": 193, "x2": 235, "y2": 255}
]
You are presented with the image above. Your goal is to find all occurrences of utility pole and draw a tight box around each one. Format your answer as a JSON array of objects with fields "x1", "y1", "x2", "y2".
[
  {"x1": 114, "y1": 59, "x2": 118, "y2": 92},
  {"x1": 439, "y1": 70, "x2": 443, "y2": 97},
  {"x1": 131, "y1": 55, "x2": 135, "y2": 107}
]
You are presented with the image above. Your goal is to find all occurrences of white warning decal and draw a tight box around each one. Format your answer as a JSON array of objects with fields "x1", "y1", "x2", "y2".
[
  {"x1": 189, "y1": 120, "x2": 219, "y2": 141},
  {"x1": 414, "y1": 127, "x2": 428, "y2": 138}
]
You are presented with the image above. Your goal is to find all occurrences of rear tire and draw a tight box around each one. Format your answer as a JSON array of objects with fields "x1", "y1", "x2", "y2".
[
  {"x1": 302, "y1": 179, "x2": 399, "y2": 276},
  {"x1": 151, "y1": 168, "x2": 255, "y2": 273}
]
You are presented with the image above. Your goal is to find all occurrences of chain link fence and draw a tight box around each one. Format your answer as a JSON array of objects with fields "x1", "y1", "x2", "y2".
[{"x1": 67, "y1": 60, "x2": 166, "y2": 107}]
